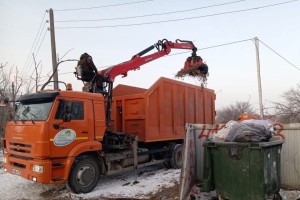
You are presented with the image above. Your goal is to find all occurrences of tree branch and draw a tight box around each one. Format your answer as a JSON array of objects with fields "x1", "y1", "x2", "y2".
[{"x1": 40, "y1": 59, "x2": 78, "y2": 91}]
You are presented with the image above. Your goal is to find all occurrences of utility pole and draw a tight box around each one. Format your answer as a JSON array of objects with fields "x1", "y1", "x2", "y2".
[
  {"x1": 253, "y1": 37, "x2": 264, "y2": 119},
  {"x1": 48, "y1": 8, "x2": 59, "y2": 90}
]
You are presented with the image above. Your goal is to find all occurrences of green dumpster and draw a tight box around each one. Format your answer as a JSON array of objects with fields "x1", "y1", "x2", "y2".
[{"x1": 203, "y1": 140, "x2": 283, "y2": 200}]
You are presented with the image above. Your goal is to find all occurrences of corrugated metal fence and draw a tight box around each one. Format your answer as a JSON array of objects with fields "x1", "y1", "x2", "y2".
[{"x1": 280, "y1": 123, "x2": 300, "y2": 189}]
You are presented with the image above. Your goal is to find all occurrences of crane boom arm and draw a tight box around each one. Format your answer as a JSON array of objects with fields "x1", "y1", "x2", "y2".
[
  {"x1": 99, "y1": 39, "x2": 198, "y2": 82},
  {"x1": 75, "y1": 39, "x2": 207, "y2": 128}
]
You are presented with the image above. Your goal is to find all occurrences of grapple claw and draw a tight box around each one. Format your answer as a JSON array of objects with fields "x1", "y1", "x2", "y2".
[
  {"x1": 175, "y1": 54, "x2": 209, "y2": 86},
  {"x1": 184, "y1": 56, "x2": 203, "y2": 71}
]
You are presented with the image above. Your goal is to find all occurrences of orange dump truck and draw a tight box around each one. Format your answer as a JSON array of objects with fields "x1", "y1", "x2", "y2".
[
  {"x1": 3, "y1": 39, "x2": 214, "y2": 193},
  {"x1": 3, "y1": 77, "x2": 215, "y2": 193}
]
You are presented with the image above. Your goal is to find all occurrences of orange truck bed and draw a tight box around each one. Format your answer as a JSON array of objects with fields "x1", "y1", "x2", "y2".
[{"x1": 110, "y1": 77, "x2": 215, "y2": 142}]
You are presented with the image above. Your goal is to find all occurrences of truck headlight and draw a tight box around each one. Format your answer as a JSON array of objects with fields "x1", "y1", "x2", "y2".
[
  {"x1": 33, "y1": 165, "x2": 44, "y2": 173},
  {"x1": 3, "y1": 157, "x2": 7, "y2": 163}
]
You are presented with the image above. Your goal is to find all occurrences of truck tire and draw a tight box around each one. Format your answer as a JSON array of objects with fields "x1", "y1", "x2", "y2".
[
  {"x1": 67, "y1": 156, "x2": 100, "y2": 194},
  {"x1": 163, "y1": 160, "x2": 172, "y2": 169},
  {"x1": 170, "y1": 144, "x2": 183, "y2": 169}
]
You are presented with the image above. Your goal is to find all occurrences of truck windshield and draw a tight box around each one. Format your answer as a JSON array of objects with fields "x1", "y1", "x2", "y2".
[{"x1": 14, "y1": 101, "x2": 53, "y2": 121}]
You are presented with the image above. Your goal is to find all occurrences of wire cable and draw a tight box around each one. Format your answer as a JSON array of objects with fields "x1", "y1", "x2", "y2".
[
  {"x1": 199, "y1": 39, "x2": 253, "y2": 51},
  {"x1": 22, "y1": 22, "x2": 48, "y2": 79},
  {"x1": 31, "y1": 22, "x2": 47, "y2": 58},
  {"x1": 33, "y1": 38, "x2": 299, "y2": 85},
  {"x1": 55, "y1": 0, "x2": 299, "y2": 29},
  {"x1": 169, "y1": 39, "x2": 253, "y2": 56},
  {"x1": 35, "y1": 28, "x2": 48, "y2": 57},
  {"x1": 259, "y1": 39, "x2": 300, "y2": 71},
  {"x1": 23, "y1": 29, "x2": 49, "y2": 79},
  {"x1": 54, "y1": 0, "x2": 154, "y2": 12},
  {"x1": 55, "y1": 0, "x2": 247, "y2": 23},
  {"x1": 20, "y1": 11, "x2": 47, "y2": 77}
]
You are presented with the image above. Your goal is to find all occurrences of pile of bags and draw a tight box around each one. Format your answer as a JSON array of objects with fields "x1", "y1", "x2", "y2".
[{"x1": 213, "y1": 119, "x2": 275, "y2": 143}]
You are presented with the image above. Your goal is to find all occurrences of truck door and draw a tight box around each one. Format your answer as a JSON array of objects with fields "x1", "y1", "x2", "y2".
[{"x1": 48, "y1": 98, "x2": 93, "y2": 158}]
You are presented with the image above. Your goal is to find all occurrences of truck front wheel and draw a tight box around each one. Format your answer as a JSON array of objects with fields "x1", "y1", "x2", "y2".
[{"x1": 67, "y1": 156, "x2": 100, "y2": 194}]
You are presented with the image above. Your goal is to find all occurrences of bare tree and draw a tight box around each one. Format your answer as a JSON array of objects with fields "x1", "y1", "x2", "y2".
[
  {"x1": 216, "y1": 101, "x2": 256, "y2": 124},
  {"x1": 12, "y1": 66, "x2": 24, "y2": 103},
  {"x1": 41, "y1": 49, "x2": 77, "y2": 91},
  {"x1": 25, "y1": 54, "x2": 42, "y2": 93},
  {"x1": 274, "y1": 84, "x2": 300, "y2": 123},
  {"x1": 0, "y1": 63, "x2": 12, "y2": 138},
  {"x1": 0, "y1": 62, "x2": 11, "y2": 98},
  {"x1": 0, "y1": 63, "x2": 8, "y2": 87},
  {"x1": 40, "y1": 59, "x2": 78, "y2": 90},
  {"x1": 0, "y1": 63, "x2": 24, "y2": 138}
]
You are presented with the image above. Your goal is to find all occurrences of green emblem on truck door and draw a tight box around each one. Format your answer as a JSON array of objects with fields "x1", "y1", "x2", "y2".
[{"x1": 54, "y1": 129, "x2": 76, "y2": 146}]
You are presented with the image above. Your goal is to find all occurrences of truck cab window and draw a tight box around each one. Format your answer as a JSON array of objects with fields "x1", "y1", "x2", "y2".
[
  {"x1": 55, "y1": 100, "x2": 84, "y2": 120},
  {"x1": 15, "y1": 101, "x2": 53, "y2": 121}
]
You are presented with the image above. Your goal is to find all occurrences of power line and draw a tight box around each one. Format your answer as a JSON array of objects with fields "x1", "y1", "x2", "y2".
[
  {"x1": 200, "y1": 39, "x2": 253, "y2": 51},
  {"x1": 35, "y1": 29, "x2": 48, "y2": 57},
  {"x1": 32, "y1": 38, "x2": 299, "y2": 84},
  {"x1": 24, "y1": 71, "x2": 76, "y2": 82},
  {"x1": 20, "y1": 11, "x2": 47, "y2": 77},
  {"x1": 55, "y1": 0, "x2": 247, "y2": 23},
  {"x1": 58, "y1": 71, "x2": 74, "y2": 76},
  {"x1": 24, "y1": 29, "x2": 49, "y2": 80},
  {"x1": 55, "y1": 0, "x2": 299, "y2": 29},
  {"x1": 169, "y1": 39, "x2": 252, "y2": 56},
  {"x1": 25, "y1": 28, "x2": 48, "y2": 77},
  {"x1": 22, "y1": 21, "x2": 48, "y2": 78},
  {"x1": 54, "y1": 0, "x2": 154, "y2": 12},
  {"x1": 259, "y1": 39, "x2": 300, "y2": 71},
  {"x1": 170, "y1": 38, "x2": 300, "y2": 72},
  {"x1": 31, "y1": 22, "x2": 47, "y2": 58}
]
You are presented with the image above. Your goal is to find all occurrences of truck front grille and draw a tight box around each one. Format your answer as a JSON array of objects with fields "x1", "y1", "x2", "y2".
[{"x1": 9, "y1": 142, "x2": 32, "y2": 154}]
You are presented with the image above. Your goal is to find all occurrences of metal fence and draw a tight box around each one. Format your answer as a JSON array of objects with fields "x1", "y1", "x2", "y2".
[{"x1": 279, "y1": 123, "x2": 300, "y2": 189}]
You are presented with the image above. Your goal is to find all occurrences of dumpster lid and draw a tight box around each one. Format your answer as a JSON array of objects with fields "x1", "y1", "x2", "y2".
[{"x1": 206, "y1": 139, "x2": 283, "y2": 148}]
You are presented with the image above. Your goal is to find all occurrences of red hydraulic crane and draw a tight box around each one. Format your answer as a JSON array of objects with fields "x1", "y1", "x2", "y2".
[{"x1": 75, "y1": 39, "x2": 208, "y2": 127}]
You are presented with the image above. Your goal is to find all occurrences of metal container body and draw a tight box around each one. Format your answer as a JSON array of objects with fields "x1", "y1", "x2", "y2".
[
  {"x1": 111, "y1": 77, "x2": 215, "y2": 142},
  {"x1": 204, "y1": 140, "x2": 283, "y2": 200}
]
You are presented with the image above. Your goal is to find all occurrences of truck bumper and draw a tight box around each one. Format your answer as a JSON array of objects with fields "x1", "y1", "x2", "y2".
[{"x1": 3, "y1": 153, "x2": 72, "y2": 184}]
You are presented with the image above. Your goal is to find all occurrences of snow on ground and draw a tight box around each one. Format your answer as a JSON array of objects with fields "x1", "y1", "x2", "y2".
[
  {"x1": 72, "y1": 165, "x2": 180, "y2": 199},
  {"x1": 0, "y1": 164, "x2": 182, "y2": 200},
  {"x1": 0, "y1": 156, "x2": 299, "y2": 200},
  {"x1": 280, "y1": 190, "x2": 300, "y2": 200},
  {"x1": 0, "y1": 168, "x2": 61, "y2": 199}
]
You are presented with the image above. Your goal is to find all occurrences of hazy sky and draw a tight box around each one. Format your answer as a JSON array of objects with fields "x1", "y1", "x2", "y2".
[{"x1": 1, "y1": 0, "x2": 299, "y2": 112}]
